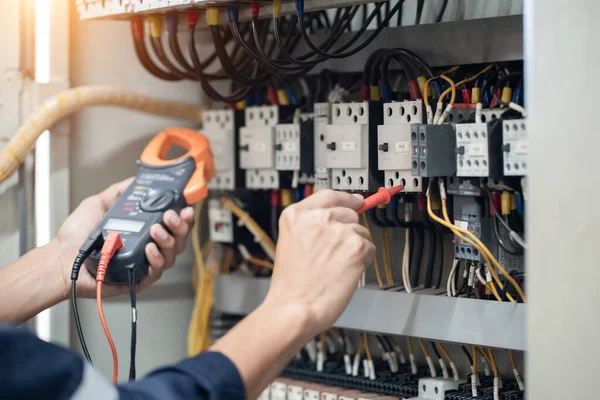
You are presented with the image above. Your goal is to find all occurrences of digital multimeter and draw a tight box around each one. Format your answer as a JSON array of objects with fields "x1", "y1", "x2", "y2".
[{"x1": 87, "y1": 127, "x2": 214, "y2": 284}]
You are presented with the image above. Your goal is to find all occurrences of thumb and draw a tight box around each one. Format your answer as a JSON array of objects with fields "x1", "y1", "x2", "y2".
[{"x1": 97, "y1": 177, "x2": 135, "y2": 211}]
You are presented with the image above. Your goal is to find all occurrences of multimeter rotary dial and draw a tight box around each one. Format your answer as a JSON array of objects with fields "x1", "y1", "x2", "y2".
[{"x1": 140, "y1": 189, "x2": 177, "y2": 212}]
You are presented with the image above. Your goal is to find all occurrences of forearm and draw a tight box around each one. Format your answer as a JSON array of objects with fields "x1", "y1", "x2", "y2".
[
  {"x1": 0, "y1": 239, "x2": 67, "y2": 324},
  {"x1": 210, "y1": 300, "x2": 315, "y2": 400}
]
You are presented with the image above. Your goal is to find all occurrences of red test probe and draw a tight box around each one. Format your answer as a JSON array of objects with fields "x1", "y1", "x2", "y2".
[{"x1": 356, "y1": 185, "x2": 404, "y2": 214}]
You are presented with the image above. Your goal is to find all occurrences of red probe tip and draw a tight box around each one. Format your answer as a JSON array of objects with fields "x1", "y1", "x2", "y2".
[{"x1": 356, "y1": 185, "x2": 403, "y2": 215}]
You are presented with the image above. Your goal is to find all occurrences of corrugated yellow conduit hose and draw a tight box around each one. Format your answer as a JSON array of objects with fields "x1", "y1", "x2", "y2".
[{"x1": 0, "y1": 86, "x2": 206, "y2": 182}]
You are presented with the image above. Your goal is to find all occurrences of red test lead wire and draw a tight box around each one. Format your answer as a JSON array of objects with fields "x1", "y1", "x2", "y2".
[
  {"x1": 96, "y1": 231, "x2": 124, "y2": 384},
  {"x1": 356, "y1": 185, "x2": 404, "y2": 214}
]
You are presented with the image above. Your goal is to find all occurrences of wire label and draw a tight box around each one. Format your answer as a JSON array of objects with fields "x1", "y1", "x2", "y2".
[
  {"x1": 394, "y1": 141, "x2": 410, "y2": 153},
  {"x1": 341, "y1": 141, "x2": 357, "y2": 151}
]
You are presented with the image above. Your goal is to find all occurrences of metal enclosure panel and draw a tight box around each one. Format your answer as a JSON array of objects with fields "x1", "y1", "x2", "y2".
[
  {"x1": 526, "y1": 0, "x2": 600, "y2": 398},
  {"x1": 239, "y1": 126, "x2": 275, "y2": 169}
]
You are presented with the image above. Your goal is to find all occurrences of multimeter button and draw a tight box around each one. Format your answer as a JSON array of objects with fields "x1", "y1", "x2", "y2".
[{"x1": 140, "y1": 189, "x2": 176, "y2": 212}]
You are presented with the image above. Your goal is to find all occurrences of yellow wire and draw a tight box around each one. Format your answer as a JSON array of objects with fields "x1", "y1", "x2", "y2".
[
  {"x1": 487, "y1": 348, "x2": 499, "y2": 378},
  {"x1": 363, "y1": 333, "x2": 372, "y2": 361},
  {"x1": 355, "y1": 336, "x2": 364, "y2": 357},
  {"x1": 246, "y1": 257, "x2": 274, "y2": 269},
  {"x1": 471, "y1": 345, "x2": 477, "y2": 376},
  {"x1": 508, "y1": 350, "x2": 517, "y2": 370},
  {"x1": 438, "y1": 64, "x2": 495, "y2": 105},
  {"x1": 440, "y1": 198, "x2": 526, "y2": 302},
  {"x1": 426, "y1": 195, "x2": 504, "y2": 302},
  {"x1": 381, "y1": 227, "x2": 394, "y2": 285},
  {"x1": 438, "y1": 74, "x2": 457, "y2": 105},
  {"x1": 406, "y1": 337, "x2": 413, "y2": 354},
  {"x1": 361, "y1": 214, "x2": 384, "y2": 288},
  {"x1": 436, "y1": 342, "x2": 455, "y2": 365},
  {"x1": 417, "y1": 338, "x2": 430, "y2": 358},
  {"x1": 188, "y1": 201, "x2": 213, "y2": 356},
  {"x1": 423, "y1": 66, "x2": 459, "y2": 107}
]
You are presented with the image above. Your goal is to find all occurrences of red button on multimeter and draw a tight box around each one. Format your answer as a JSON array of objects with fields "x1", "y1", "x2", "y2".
[{"x1": 87, "y1": 127, "x2": 215, "y2": 284}]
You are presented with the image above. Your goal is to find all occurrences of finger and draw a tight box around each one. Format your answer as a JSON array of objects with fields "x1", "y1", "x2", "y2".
[
  {"x1": 145, "y1": 242, "x2": 165, "y2": 271},
  {"x1": 150, "y1": 224, "x2": 176, "y2": 252},
  {"x1": 163, "y1": 210, "x2": 189, "y2": 254},
  {"x1": 180, "y1": 207, "x2": 195, "y2": 226},
  {"x1": 296, "y1": 189, "x2": 364, "y2": 211},
  {"x1": 97, "y1": 177, "x2": 135, "y2": 211},
  {"x1": 348, "y1": 223, "x2": 372, "y2": 241},
  {"x1": 311, "y1": 207, "x2": 359, "y2": 225}
]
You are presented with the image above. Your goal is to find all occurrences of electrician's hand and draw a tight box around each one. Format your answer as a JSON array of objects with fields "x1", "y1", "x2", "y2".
[
  {"x1": 56, "y1": 178, "x2": 195, "y2": 298},
  {"x1": 265, "y1": 189, "x2": 375, "y2": 336}
]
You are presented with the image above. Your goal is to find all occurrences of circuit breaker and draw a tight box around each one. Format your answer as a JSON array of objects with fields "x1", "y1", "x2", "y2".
[
  {"x1": 453, "y1": 196, "x2": 496, "y2": 262},
  {"x1": 204, "y1": 109, "x2": 244, "y2": 190},
  {"x1": 208, "y1": 199, "x2": 234, "y2": 243},
  {"x1": 274, "y1": 120, "x2": 314, "y2": 175},
  {"x1": 314, "y1": 102, "x2": 332, "y2": 191},
  {"x1": 239, "y1": 105, "x2": 296, "y2": 189},
  {"x1": 456, "y1": 120, "x2": 503, "y2": 178},
  {"x1": 377, "y1": 100, "x2": 424, "y2": 192},
  {"x1": 411, "y1": 124, "x2": 456, "y2": 177},
  {"x1": 326, "y1": 101, "x2": 383, "y2": 191},
  {"x1": 502, "y1": 119, "x2": 528, "y2": 176}
]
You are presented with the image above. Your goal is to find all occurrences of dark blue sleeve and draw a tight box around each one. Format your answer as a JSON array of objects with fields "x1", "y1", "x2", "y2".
[
  {"x1": 0, "y1": 325, "x2": 84, "y2": 400},
  {"x1": 117, "y1": 352, "x2": 246, "y2": 400}
]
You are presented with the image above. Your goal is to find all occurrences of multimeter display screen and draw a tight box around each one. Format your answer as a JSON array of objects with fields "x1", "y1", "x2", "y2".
[{"x1": 104, "y1": 218, "x2": 145, "y2": 233}]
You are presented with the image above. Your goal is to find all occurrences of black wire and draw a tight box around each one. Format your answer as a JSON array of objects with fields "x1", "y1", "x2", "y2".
[
  {"x1": 423, "y1": 224, "x2": 436, "y2": 288},
  {"x1": 132, "y1": 35, "x2": 181, "y2": 81},
  {"x1": 436, "y1": 0, "x2": 449, "y2": 22},
  {"x1": 70, "y1": 251, "x2": 93, "y2": 364},
  {"x1": 461, "y1": 345, "x2": 473, "y2": 365},
  {"x1": 127, "y1": 265, "x2": 137, "y2": 381},
  {"x1": 415, "y1": 0, "x2": 425, "y2": 25},
  {"x1": 410, "y1": 226, "x2": 424, "y2": 287},
  {"x1": 271, "y1": 206, "x2": 280, "y2": 243},
  {"x1": 150, "y1": 37, "x2": 198, "y2": 80},
  {"x1": 297, "y1": 1, "x2": 401, "y2": 60},
  {"x1": 397, "y1": 0, "x2": 404, "y2": 26},
  {"x1": 430, "y1": 341, "x2": 441, "y2": 360},
  {"x1": 434, "y1": 228, "x2": 444, "y2": 288},
  {"x1": 485, "y1": 188, "x2": 524, "y2": 255}
]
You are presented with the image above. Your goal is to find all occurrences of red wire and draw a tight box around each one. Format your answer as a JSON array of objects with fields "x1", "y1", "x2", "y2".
[{"x1": 97, "y1": 281, "x2": 118, "y2": 384}]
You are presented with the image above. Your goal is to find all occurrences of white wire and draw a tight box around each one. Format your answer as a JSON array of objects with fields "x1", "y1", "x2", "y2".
[
  {"x1": 509, "y1": 231, "x2": 528, "y2": 249},
  {"x1": 508, "y1": 102, "x2": 527, "y2": 117},
  {"x1": 291, "y1": 169, "x2": 299, "y2": 189},
  {"x1": 476, "y1": 265, "x2": 487, "y2": 286},
  {"x1": 402, "y1": 229, "x2": 412, "y2": 293},
  {"x1": 448, "y1": 259, "x2": 459, "y2": 296}
]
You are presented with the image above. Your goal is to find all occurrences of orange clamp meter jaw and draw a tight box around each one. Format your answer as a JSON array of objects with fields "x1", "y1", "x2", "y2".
[
  {"x1": 140, "y1": 127, "x2": 215, "y2": 205},
  {"x1": 87, "y1": 127, "x2": 214, "y2": 284}
]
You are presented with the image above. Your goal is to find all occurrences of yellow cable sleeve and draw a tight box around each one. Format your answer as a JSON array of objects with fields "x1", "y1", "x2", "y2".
[
  {"x1": 370, "y1": 86, "x2": 381, "y2": 101},
  {"x1": 501, "y1": 192, "x2": 511, "y2": 215},
  {"x1": 206, "y1": 8, "x2": 220, "y2": 26},
  {"x1": 501, "y1": 87, "x2": 513, "y2": 104},
  {"x1": 235, "y1": 100, "x2": 246, "y2": 110},
  {"x1": 273, "y1": 0, "x2": 282, "y2": 17},
  {"x1": 361, "y1": 213, "x2": 384, "y2": 288},
  {"x1": 281, "y1": 189, "x2": 293, "y2": 207},
  {"x1": 417, "y1": 76, "x2": 428, "y2": 98},
  {"x1": 471, "y1": 87, "x2": 481, "y2": 104},
  {"x1": 0, "y1": 87, "x2": 205, "y2": 183},
  {"x1": 277, "y1": 89, "x2": 289, "y2": 105},
  {"x1": 147, "y1": 15, "x2": 163, "y2": 38}
]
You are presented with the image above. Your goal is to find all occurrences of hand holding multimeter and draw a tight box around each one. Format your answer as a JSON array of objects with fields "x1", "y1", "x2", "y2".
[{"x1": 78, "y1": 127, "x2": 215, "y2": 284}]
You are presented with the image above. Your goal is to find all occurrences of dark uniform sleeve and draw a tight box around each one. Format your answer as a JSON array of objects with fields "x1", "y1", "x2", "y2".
[
  {"x1": 117, "y1": 352, "x2": 246, "y2": 400},
  {"x1": 0, "y1": 325, "x2": 246, "y2": 400}
]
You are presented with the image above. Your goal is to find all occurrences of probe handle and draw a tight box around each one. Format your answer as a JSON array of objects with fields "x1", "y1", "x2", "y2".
[{"x1": 356, "y1": 186, "x2": 403, "y2": 215}]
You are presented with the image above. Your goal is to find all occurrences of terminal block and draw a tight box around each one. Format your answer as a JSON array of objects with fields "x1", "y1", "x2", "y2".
[
  {"x1": 455, "y1": 120, "x2": 503, "y2": 178},
  {"x1": 314, "y1": 102, "x2": 332, "y2": 191},
  {"x1": 208, "y1": 199, "x2": 233, "y2": 243},
  {"x1": 204, "y1": 109, "x2": 244, "y2": 190},
  {"x1": 378, "y1": 100, "x2": 424, "y2": 192},
  {"x1": 446, "y1": 106, "x2": 475, "y2": 124},
  {"x1": 326, "y1": 101, "x2": 383, "y2": 191},
  {"x1": 453, "y1": 195, "x2": 496, "y2": 262},
  {"x1": 502, "y1": 119, "x2": 528, "y2": 176},
  {"x1": 447, "y1": 177, "x2": 484, "y2": 196},
  {"x1": 275, "y1": 120, "x2": 314, "y2": 175},
  {"x1": 239, "y1": 105, "x2": 296, "y2": 190},
  {"x1": 408, "y1": 377, "x2": 464, "y2": 400},
  {"x1": 411, "y1": 124, "x2": 457, "y2": 177}
]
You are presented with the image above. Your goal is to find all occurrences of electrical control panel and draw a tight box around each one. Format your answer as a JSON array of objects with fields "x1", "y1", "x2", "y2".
[
  {"x1": 239, "y1": 105, "x2": 296, "y2": 190},
  {"x1": 275, "y1": 120, "x2": 314, "y2": 174},
  {"x1": 453, "y1": 196, "x2": 496, "y2": 262},
  {"x1": 411, "y1": 124, "x2": 457, "y2": 177},
  {"x1": 208, "y1": 199, "x2": 234, "y2": 243},
  {"x1": 378, "y1": 100, "x2": 424, "y2": 192},
  {"x1": 502, "y1": 119, "x2": 528, "y2": 176},
  {"x1": 455, "y1": 121, "x2": 503, "y2": 178},
  {"x1": 314, "y1": 102, "x2": 332, "y2": 191},
  {"x1": 204, "y1": 109, "x2": 244, "y2": 190},
  {"x1": 326, "y1": 101, "x2": 383, "y2": 191}
]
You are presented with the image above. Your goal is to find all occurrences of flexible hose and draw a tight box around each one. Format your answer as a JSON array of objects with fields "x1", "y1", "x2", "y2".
[{"x1": 0, "y1": 86, "x2": 206, "y2": 182}]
